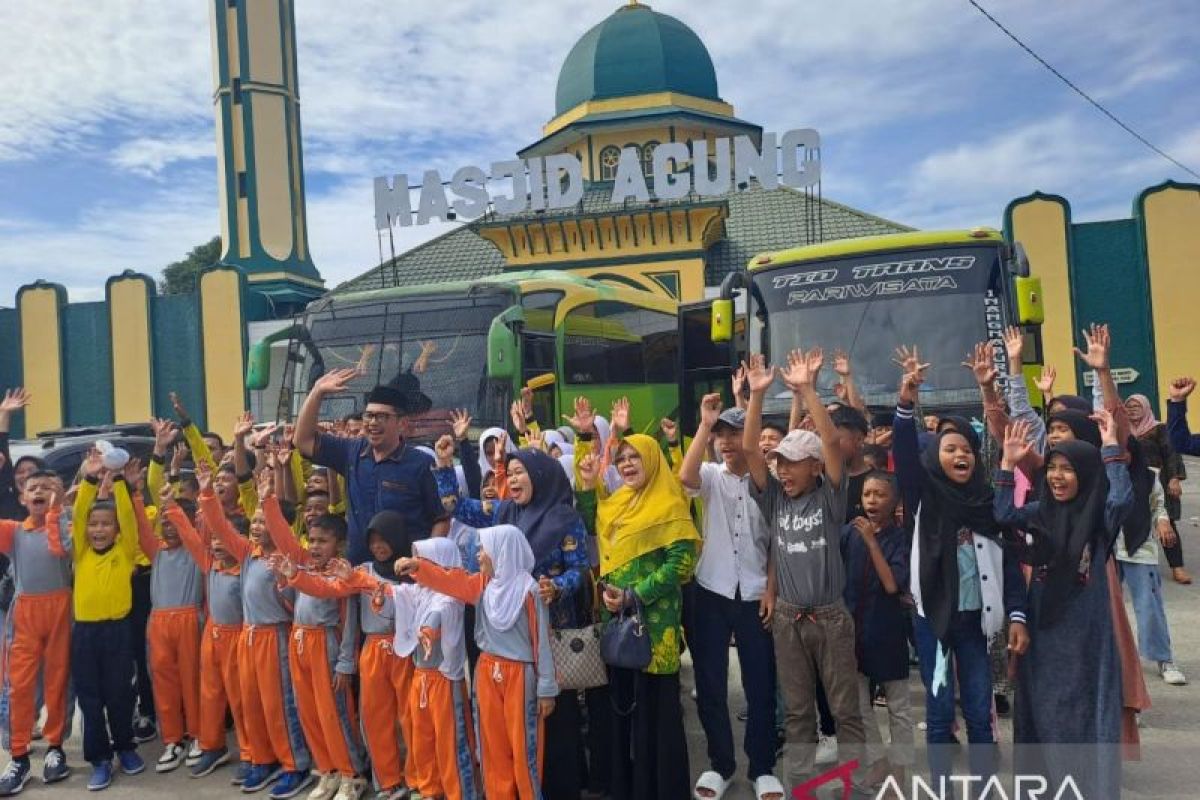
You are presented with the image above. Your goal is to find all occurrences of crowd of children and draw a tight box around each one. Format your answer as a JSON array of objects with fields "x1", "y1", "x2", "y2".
[{"x1": 0, "y1": 319, "x2": 1193, "y2": 800}]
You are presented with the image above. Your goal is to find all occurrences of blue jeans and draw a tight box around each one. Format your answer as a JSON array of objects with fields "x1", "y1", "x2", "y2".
[
  {"x1": 913, "y1": 611, "x2": 996, "y2": 787},
  {"x1": 1119, "y1": 562, "x2": 1174, "y2": 663},
  {"x1": 691, "y1": 584, "x2": 778, "y2": 780}
]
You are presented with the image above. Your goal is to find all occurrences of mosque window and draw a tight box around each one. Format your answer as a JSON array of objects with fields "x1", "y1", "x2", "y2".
[
  {"x1": 599, "y1": 146, "x2": 621, "y2": 181},
  {"x1": 641, "y1": 141, "x2": 660, "y2": 178}
]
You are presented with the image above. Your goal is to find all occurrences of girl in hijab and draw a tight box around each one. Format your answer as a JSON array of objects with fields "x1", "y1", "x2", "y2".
[
  {"x1": 435, "y1": 448, "x2": 592, "y2": 799},
  {"x1": 574, "y1": 432, "x2": 699, "y2": 800},
  {"x1": 1124, "y1": 394, "x2": 1189, "y2": 584},
  {"x1": 892, "y1": 363, "x2": 1027, "y2": 787},
  {"x1": 994, "y1": 412, "x2": 1132, "y2": 799},
  {"x1": 397, "y1": 525, "x2": 556, "y2": 800},
  {"x1": 337, "y1": 537, "x2": 480, "y2": 800},
  {"x1": 477, "y1": 428, "x2": 516, "y2": 500}
]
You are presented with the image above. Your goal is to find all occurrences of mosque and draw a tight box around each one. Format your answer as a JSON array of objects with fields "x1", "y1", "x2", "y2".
[{"x1": 1, "y1": 0, "x2": 1197, "y2": 438}]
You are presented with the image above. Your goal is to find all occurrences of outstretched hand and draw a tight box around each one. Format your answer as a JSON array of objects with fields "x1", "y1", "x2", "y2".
[
  {"x1": 1169, "y1": 377, "x2": 1196, "y2": 403},
  {"x1": 1001, "y1": 420, "x2": 1034, "y2": 471},
  {"x1": 312, "y1": 367, "x2": 360, "y2": 396},
  {"x1": 1035, "y1": 365, "x2": 1057, "y2": 396},
  {"x1": 0, "y1": 388, "x2": 31, "y2": 416},
  {"x1": 450, "y1": 409, "x2": 472, "y2": 441},
  {"x1": 1092, "y1": 408, "x2": 1119, "y2": 447},
  {"x1": 743, "y1": 354, "x2": 776, "y2": 394},
  {"x1": 562, "y1": 396, "x2": 596, "y2": 434},
  {"x1": 1074, "y1": 323, "x2": 1111, "y2": 371},
  {"x1": 962, "y1": 342, "x2": 997, "y2": 387}
]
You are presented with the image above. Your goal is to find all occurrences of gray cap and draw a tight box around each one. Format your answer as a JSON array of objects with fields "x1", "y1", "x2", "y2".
[
  {"x1": 713, "y1": 407, "x2": 746, "y2": 430},
  {"x1": 771, "y1": 429, "x2": 824, "y2": 463}
]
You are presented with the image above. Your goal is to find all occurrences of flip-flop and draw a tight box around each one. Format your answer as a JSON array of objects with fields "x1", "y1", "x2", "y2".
[
  {"x1": 754, "y1": 774, "x2": 786, "y2": 800},
  {"x1": 694, "y1": 770, "x2": 732, "y2": 800}
]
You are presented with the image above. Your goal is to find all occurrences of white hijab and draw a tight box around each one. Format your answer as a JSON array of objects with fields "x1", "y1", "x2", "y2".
[
  {"x1": 479, "y1": 525, "x2": 538, "y2": 632},
  {"x1": 478, "y1": 427, "x2": 515, "y2": 479},
  {"x1": 411, "y1": 538, "x2": 467, "y2": 680}
]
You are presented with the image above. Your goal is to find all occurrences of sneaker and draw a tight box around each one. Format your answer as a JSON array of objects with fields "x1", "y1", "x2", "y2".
[
  {"x1": 0, "y1": 758, "x2": 32, "y2": 796},
  {"x1": 1160, "y1": 661, "x2": 1188, "y2": 686},
  {"x1": 41, "y1": 748, "x2": 70, "y2": 785},
  {"x1": 190, "y1": 748, "x2": 231, "y2": 778},
  {"x1": 186, "y1": 739, "x2": 204, "y2": 767},
  {"x1": 334, "y1": 776, "x2": 367, "y2": 800},
  {"x1": 242, "y1": 763, "x2": 283, "y2": 793},
  {"x1": 156, "y1": 742, "x2": 187, "y2": 773},
  {"x1": 87, "y1": 762, "x2": 113, "y2": 791},
  {"x1": 308, "y1": 773, "x2": 341, "y2": 800},
  {"x1": 270, "y1": 770, "x2": 315, "y2": 800},
  {"x1": 815, "y1": 733, "x2": 838, "y2": 765},
  {"x1": 117, "y1": 749, "x2": 145, "y2": 776},
  {"x1": 232, "y1": 761, "x2": 254, "y2": 786},
  {"x1": 132, "y1": 715, "x2": 157, "y2": 744}
]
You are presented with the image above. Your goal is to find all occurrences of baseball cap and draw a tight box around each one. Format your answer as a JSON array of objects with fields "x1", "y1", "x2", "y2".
[
  {"x1": 771, "y1": 429, "x2": 824, "y2": 463},
  {"x1": 712, "y1": 407, "x2": 746, "y2": 431}
]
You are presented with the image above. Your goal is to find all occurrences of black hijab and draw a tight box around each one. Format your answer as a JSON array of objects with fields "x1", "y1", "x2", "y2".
[
  {"x1": 1048, "y1": 410, "x2": 1101, "y2": 448},
  {"x1": 1120, "y1": 437, "x2": 1155, "y2": 556},
  {"x1": 918, "y1": 429, "x2": 1004, "y2": 642},
  {"x1": 1052, "y1": 394, "x2": 1093, "y2": 414},
  {"x1": 366, "y1": 510, "x2": 411, "y2": 582},
  {"x1": 1028, "y1": 441, "x2": 1108, "y2": 628},
  {"x1": 496, "y1": 449, "x2": 581, "y2": 565}
]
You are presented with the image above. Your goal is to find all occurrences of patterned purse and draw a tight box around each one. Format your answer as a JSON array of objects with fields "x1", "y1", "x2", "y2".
[{"x1": 548, "y1": 572, "x2": 608, "y2": 691}]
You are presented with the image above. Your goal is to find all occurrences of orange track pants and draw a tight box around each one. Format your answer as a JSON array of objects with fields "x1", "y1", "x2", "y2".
[
  {"x1": 238, "y1": 624, "x2": 310, "y2": 771},
  {"x1": 475, "y1": 653, "x2": 543, "y2": 800},
  {"x1": 288, "y1": 625, "x2": 366, "y2": 778},
  {"x1": 409, "y1": 668, "x2": 480, "y2": 800},
  {"x1": 358, "y1": 634, "x2": 414, "y2": 792},
  {"x1": 198, "y1": 621, "x2": 248, "y2": 759},
  {"x1": 147, "y1": 606, "x2": 202, "y2": 745},
  {"x1": 2, "y1": 590, "x2": 71, "y2": 757}
]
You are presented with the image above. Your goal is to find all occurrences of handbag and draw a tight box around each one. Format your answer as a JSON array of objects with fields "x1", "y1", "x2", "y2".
[
  {"x1": 548, "y1": 571, "x2": 608, "y2": 691},
  {"x1": 600, "y1": 591, "x2": 652, "y2": 672}
]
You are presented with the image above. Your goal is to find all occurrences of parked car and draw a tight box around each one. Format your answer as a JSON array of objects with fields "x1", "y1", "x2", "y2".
[{"x1": 8, "y1": 423, "x2": 157, "y2": 484}]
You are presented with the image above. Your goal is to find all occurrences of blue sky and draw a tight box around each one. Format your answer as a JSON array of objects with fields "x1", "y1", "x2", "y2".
[{"x1": 2, "y1": 0, "x2": 1197, "y2": 304}]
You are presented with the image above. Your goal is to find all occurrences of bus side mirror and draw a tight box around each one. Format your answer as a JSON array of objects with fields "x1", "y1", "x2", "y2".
[
  {"x1": 711, "y1": 298, "x2": 733, "y2": 342},
  {"x1": 487, "y1": 305, "x2": 524, "y2": 382},
  {"x1": 246, "y1": 341, "x2": 272, "y2": 391},
  {"x1": 1015, "y1": 276, "x2": 1044, "y2": 325}
]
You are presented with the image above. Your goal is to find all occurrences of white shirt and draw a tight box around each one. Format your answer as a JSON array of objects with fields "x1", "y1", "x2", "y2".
[
  {"x1": 686, "y1": 462, "x2": 771, "y2": 601},
  {"x1": 1114, "y1": 472, "x2": 1170, "y2": 566}
]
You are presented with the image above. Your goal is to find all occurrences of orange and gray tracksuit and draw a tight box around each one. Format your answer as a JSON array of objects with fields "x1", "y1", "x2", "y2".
[
  {"x1": 201, "y1": 491, "x2": 310, "y2": 773},
  {"x1": 0, "y1": 512, "x2": 72, "y2": 759}
]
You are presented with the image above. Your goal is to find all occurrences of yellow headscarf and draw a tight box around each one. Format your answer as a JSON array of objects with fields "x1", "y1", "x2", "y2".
[{"x1": 595, "y1": 434, "x2": 699, "y2": 576}]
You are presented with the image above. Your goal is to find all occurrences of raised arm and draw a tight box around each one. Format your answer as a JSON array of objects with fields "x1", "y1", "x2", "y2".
[
  {"x1": 780, "y1": 347, "x2": 842, "y2": 485},
  {"x1": 1002, "y1": 327, "x2": 1047, "y2": 452},
  {"x1": 680, "y1": 393, "x2": 721, "y2": 492},
  {"x1": 891, "y1": 350, "x2": 928, "y2": 528},
  {"x1": 742, "y1": 355, "x2": 776, "y2": 491},
  {"x1": 832, "y1": 350, "x2": 865, "y2": 413},
  {"x1": 1075, "y1": 324, "x2": 1130, "y2": 446},
  {"x1": 171, "y1": 392, "x2": 219, "y2": 474},
  {"x1": 294, "y1": 367, "x2": 359, "y2": 461},
  {"x1": 161, "y1": 491, "x2": 211, "y2": 571},
  {"x1": 400, "y1": 557, "x2": 486, "y2": 605},
  {"x1": 1095, "y1": 410, "x2": 1134, "y2": 536},
  {"x1": 1167, "y1": 378, "x2": 1200, "y2": 456},
  {"x1": 110, "y1": 473, "x2": 142, "y2": 561},
  {"x1": 261, "y1": 491, "x2": 306, "y2": 564},
  {"x1": 994, "y1": 421, "x2": 1040, "y2": 529},
  {"x1": 197, "y1": 466, "x2": 251, "y2": 562}
]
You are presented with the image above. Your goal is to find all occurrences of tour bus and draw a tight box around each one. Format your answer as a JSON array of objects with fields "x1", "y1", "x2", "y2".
[
  {"x1": 678, "y1": 229, "x2": 1044, "y2": 430},
  {"x1": 247, "y1": 271, "x2": 681, "y2": 440}
]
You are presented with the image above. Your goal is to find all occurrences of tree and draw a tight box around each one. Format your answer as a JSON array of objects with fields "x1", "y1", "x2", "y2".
[{"x1": 161, "y1": 236, "x2": 222, "y2": 295}]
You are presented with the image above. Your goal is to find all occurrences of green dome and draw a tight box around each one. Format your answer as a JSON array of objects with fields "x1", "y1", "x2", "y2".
[{"x1": 555, "y1": 4, "x2": 721, "y2": 117}]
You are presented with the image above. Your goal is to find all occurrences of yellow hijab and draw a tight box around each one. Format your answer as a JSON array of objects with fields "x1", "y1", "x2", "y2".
[{"x1": 595, "y1": 434, "x2": 699, "y2": 576}]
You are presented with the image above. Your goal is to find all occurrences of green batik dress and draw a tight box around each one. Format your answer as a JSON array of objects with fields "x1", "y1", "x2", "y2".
[{"x1": 576, "y1": 489, "x2": 697, "y2": 675}]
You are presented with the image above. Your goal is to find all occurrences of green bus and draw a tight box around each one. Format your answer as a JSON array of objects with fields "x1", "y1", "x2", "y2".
[
  {"x1": 679, "y1": 229, "x2": 1045, "y2": 428},
  {"x1": 247, "y1": 271, "x2": 681, "y2": 439}
]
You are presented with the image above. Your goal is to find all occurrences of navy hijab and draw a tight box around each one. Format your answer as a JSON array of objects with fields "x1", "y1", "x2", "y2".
[{"x1": 496, "y1": 449, "x2": 581, "y2": 565}]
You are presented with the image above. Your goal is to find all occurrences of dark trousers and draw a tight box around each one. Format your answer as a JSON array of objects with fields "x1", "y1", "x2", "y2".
[
  {"x1": 691, "y1": 584, "x2": 778, "y2": 780},
  {"x1": 610, "y1": 670, "x2": 690, "y2": 800},
  {"x1": 130, "y1": 567, "x2": 155, "y2": 721},
  {"x1": 913, "y1": 611, "x2": 997, "y2": 787},
  {"x1": 542, "y1": 690, "x2": 583, "y2": 800},
  {"x1": 584, "y1": 685, "x2": 613, "y2": 795},
  {"x1": 1164, "y1": 520, "x2": 1185, "y2": 568},
  {"x1": 72, "y1": 616, "x2": 136, "y2": 764}
]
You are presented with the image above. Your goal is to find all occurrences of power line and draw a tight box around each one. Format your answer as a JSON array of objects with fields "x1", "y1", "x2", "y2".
[{"x1": 966, "y1": 0, "x2": 1200, "y2": 181}]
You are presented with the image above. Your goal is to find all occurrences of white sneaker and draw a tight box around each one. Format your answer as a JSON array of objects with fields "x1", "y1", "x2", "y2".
[
  {"x1": 185, "y1": 739, "x2": 203, "y2": 767},
  {"x1": 156, "y1": 742, "x2": 186, "y2": 773},
  {"x1": 334, "y1": 776, "x2": 368, "y2": 800},
  {"x1": 815, "y1": 733, "x2": 838, "y2": 765},
  {"x1": 1159, "y1": 662, "x2": 1188, "y2": 686},
  {"x1": 308, "y1": 773, "x2": 342, "y2": 800}
]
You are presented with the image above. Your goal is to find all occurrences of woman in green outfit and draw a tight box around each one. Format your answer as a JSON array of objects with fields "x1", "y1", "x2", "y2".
[{"x1": 575, "y1": 424, "x2": 699, "y2": 800}]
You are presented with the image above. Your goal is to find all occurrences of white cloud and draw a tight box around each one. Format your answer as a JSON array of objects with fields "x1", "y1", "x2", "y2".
[{"x1": 109, "y1": 135, "x2": 214, "y2": 177}]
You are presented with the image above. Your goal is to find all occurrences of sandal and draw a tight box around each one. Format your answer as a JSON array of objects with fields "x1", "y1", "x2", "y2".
[
  {"x1": 754, "y1": 774, "x2": 786, "y2": 800},
  {"x1": 694, "y1": 771, "x2": 732, "y2": 800}
]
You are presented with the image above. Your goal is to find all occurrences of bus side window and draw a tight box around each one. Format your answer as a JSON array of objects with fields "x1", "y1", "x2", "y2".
[{"x1": 563, "y1": 301, "x2": 677, "y2": 385}]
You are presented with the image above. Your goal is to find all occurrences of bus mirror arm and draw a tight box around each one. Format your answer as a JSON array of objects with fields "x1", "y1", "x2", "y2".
[
  {"x1": 486, "y1": 305, "x2": 525, "y2": 383},
  {"x1": 246, "y1": 324, "x2": 304, "y2": 391},
  {"x1": 711, "y1": 271, "x2": 747, "y2": 344}
]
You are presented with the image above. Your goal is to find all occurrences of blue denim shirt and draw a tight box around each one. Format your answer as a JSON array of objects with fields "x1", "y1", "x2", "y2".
[{"x1": 314, "y1": 434, "x2": 446, "y2": 565}]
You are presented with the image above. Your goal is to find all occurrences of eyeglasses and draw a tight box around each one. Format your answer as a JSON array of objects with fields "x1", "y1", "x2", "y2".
[
  {"x1": 613, "y1": 452, "x2": 642, "y2": 466},
  {"x1": 361, "y1": 411, "x2": 398, "y2": 423}
]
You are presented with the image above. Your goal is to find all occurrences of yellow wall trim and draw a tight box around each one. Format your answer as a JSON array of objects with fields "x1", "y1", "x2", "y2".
[
  {"x1": 17, "y1": 285, "x2": 65, "y2": 435},
  {"x1": 246, "y1": 271, "x2": 325, "y2": 288},
  {"x1": 544, "y1": 92, "x2": 735, "y2": 137},
  {"x1": 200, "y1": 268, "x2": 247, "y2": 441},
  {"x1": 1009, "y1": 197, "x2": 1076, "y2": 395},
  {"x1": 107, "y1": 276, "x2": 155, "y2": 424}
]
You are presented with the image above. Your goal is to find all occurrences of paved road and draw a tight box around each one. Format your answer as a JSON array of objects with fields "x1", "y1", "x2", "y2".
[{"x1": 5, "y1": 468, "x2": 1199, "y2": 799}]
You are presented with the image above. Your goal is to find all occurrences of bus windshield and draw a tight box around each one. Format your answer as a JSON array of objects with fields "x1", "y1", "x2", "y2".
[
  {"x1": 750, "y1": 245, "x2": 1007, "y2": 413},
  {"x1": 280, "y1": 291, "x2": 512, "y2": 436}
]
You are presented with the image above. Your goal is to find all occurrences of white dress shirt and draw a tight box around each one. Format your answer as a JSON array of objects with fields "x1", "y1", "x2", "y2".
[{"x1": 687, "y1": 461, "x2": 771, "y2": 601}]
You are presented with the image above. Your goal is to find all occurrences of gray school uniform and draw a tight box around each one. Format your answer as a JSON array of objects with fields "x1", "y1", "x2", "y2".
[
  {"x1": 150, "y1": 546, "x2": 203, "y2": 610},
  {"x1": 206, "y1": 567, "x2": 243, "y2": 626},
  {"x1": 358, "y1": 564, "x2": 394, "y2": 636},
  {"x1": 241, "y1": 555, "x2": 294, "y2": 625},
  {"x1": 292, "y1": 574, "x2": 360, "y2": 676},
  {"x1": 472, "y1": 595, "x2": 558, "y2": 698},
  {"x1": 10, "y1": 519, "x2": 72, "y2": 596}
]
